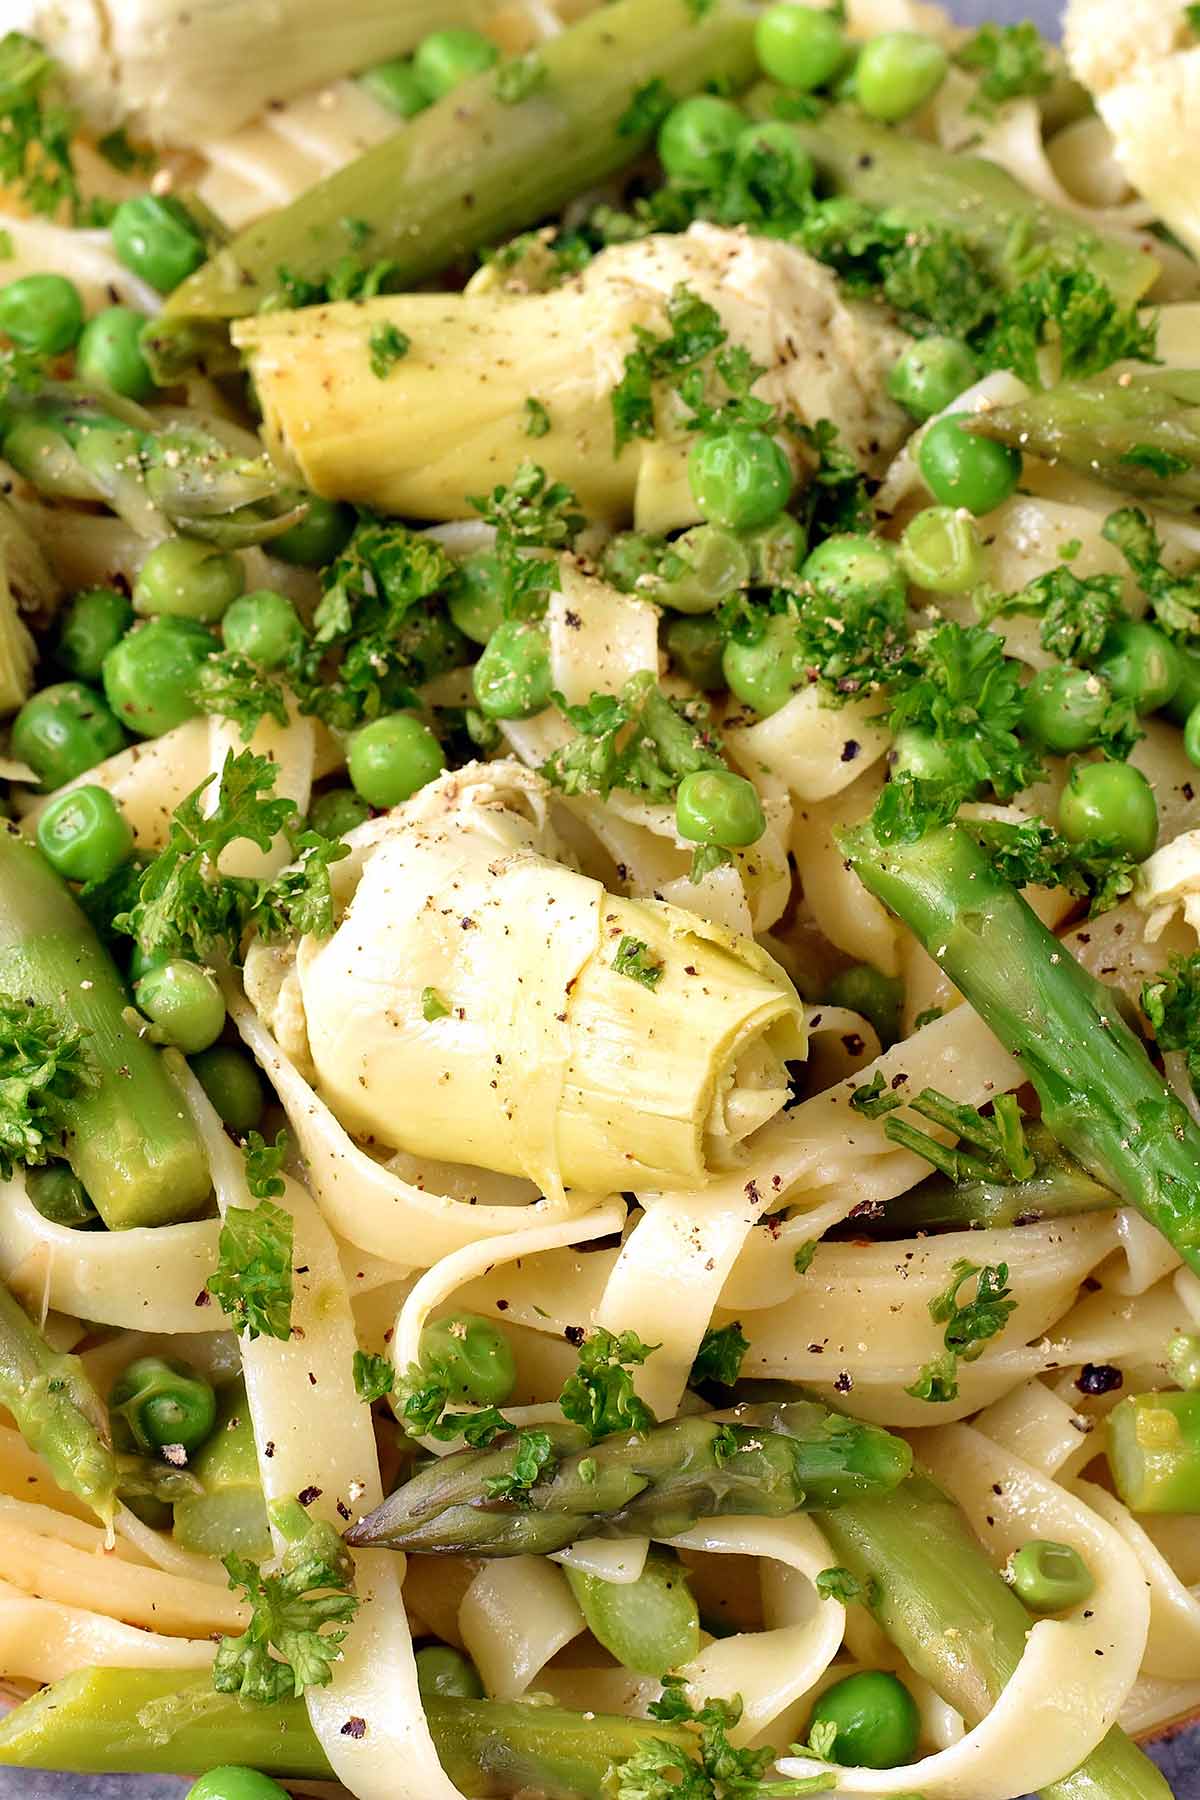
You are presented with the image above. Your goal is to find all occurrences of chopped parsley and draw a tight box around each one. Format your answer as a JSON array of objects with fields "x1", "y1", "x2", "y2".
[
  {"x1": 1103, "y1": 505, "x2": 1200, "y2": 642},
  {"x1": 0, "y1": 32, "x2": 101, "y2": 223},
  {"x1": 206, "y1": 1198, "x2": 294, "y2": 1342},
  {"x1": 352, "y1": 1351, "x2": 395, "y2": 1404},
  {"x1": 482, "y1": 1427, "x2": 556, "y2": 1501},
  {"x1": 956, "y1": 21, "x2": 1053, "y2": 108},
  {"x1": 814, "y1": 1567, "x2": 878, "y2": 1606},
  {"x1": 616, "y1": 1678, "x2": 835, "y2": 1800},
  {"x1": 523, "y1": 396, "x2": 551, "y2": 438},
  {"x1": 421, "y1": 987, "x2": 451, "y2": 1022},
  {"x1": 792, "y1": 1239, "x2": 818, "y2": 1275},
  {"x1": 981, "y1": 267, "x2": 1159, "y2": 388},
  {"x1": 559, "y1": 1327, "x2": 658, "y2": 1440},
  {"x1": 494, "y1": 52, "x2": 546, "y2": 104},
  {"x1": 1143, "y1": 954, "x2": 1200, "y2": 1092},
  {"x1": 469, "y1": 460, "x2": 583, "y2": 622},
  {"x1": 690, "y1": 1322, "x2": 749, "y2": 1389},
  {"x1": 613, "y1": 936, "x2": 666, "y2": 990},
  {"x1": 980, "y1": 564, "x2": 1126, "y2": 666},
  {"x1": 617, "y1": 78, "x2": 674, "y2": 140},
  {"x1": 368, "y1": 322, "x2": 411, "y2": 378},
  {"x1": 542, "y1": 671, "x2": 725, "y2": 803},
  {"x1": 611, "y1": 283, "x2": 727, "y2": 453},
  {"x1": 1120, "y1": 444, "x2": 1192, "y2": 479},
  {"x1": 0, "y1": 995, "x2": 94, "y2": 1180},
  {"x1": 907, "y1": 1258, "x2": 1016, "y2": 1403},
  {"x1": 192, "y1": 652, "x2": 291, "y2": 742},
  {"x1": 214, "y1": 1508, "x2": 358, "y2": 1703},
  {"x1": 244, "y1": 1129, "x2": 289, "y2": 1200}
]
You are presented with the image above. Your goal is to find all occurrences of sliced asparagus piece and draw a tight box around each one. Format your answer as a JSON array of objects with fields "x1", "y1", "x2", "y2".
[
  {"x1": 963, "y1": 372, "x2": 1200, "y2": 512},
  {"x1": 163, "y1": 0, "x2": 760, "y2": 324},
  {"x1": 883, "y1": 1119, "x2": 1117, "y2": 1233},
  {"x1": 0, "y1": 827, "x2": 210, "y2": 1228},
  {"x1": 841, "y1": 818, "x2": 1200, "y2": 1275},
  {"x1": 1107, "y1": 1391, "x2": 1200, "y2": 1514},
  {"x1": 0, "y1": 1279, "x2": 116, "y2": 1525}
]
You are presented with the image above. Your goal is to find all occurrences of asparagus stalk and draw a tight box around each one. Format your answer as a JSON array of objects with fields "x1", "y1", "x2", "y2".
[
  {"x1": 840, "y1": 818, "x2": 1200, "y2": 1275},
  {"x1": 347, "y1": 1400, "x2": 912, "y2": 1555},
  {"x1": 0, "y1": 1668, "x2": 699, "y2": 1793},
  {"x1": 750, "y1": 103, "x2": 1159, "y2": 308},
  {"x1": 162, "y1": 0, "x2": 760, "y2": 325},
  {"x1": 963, "y1": 372, "x2": 1200, "y2": 512},
  {"x1": 883, "y1": 1122, "x2": 1117, "y2": 1233},
  {"x1": 1107, "y1": 1392, "x2": 1200, "y2": 1514},
  {"x1": 818, "y1": 1473, "x2": 1170, "y2": 1800},
  {"x1": 0, "y1": 1279, "x2": 117, "y2": 1525},
  {"x1": 0, "y1": 827, "x2": 210, "y2": 1228}
]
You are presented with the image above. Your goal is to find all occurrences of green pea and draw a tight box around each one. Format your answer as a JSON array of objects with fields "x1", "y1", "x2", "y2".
[
  {"x1": 54, "y1": 586, "x2": 134, "y2": 682},
  {"x1": 755, "y1": 4, "x2": 847, "y2": 91},
  {"x1": 421, "y1": 1311, "x2": 517, "y2": 1406},
  {"x1": 128, "y1": 942, "x2": 170, "y2": 984},
  {"x1": 665, "y1": 614, "x2": 726, "y2": 691},
  {"x1": 190, "y1": 1045, "x2": 265, "y2": 1134},
  {"x1": 134, "y1": 959, "x2": 226, "y2": 1054},
  {"x1": 134, "y1": 537, "x2": 245, "y2": 624},
  {"x1": 348, "y1": 712, "x2": 446, "y2": 808},
  {"x1": 658, "y1": 95, "x2": 745, "y2": 188},
  {"x1": 448, "y1": 551, "x2": 505, "y2": 645},
  {"x1": 110, "y1": 195, "x2": 206, "y2": 294},
  {"x1": 413, "y1": 28, "x2": 498, "y2": 101},
  {"x1": 890, "y1": 726, "x2": 968, "y2": 787},
  {"x1": 187, "y1": 1769, "x2": 290, "y2": 1800},
  {"x1": 26, "y1": 1163, "x2": 98, "y2": 1229},
  {"x1": 603, "y1": 533, "x2": 665, "y2": 594},
  {"x1": 1058, "y1": 759, "x2": 1158, "y2": 860},
  {"x1": 689, "y1": 428, "x2": 793, "y2": 532},
  {"x1": 473, "y1": 619, "x2": 552, "y2": 720},
  {"x1": 415, "y1": 1644, "x2": 485, "y2": 1700},
  {"x1": 111, "y1": 1354, "x2": 218, "y2": 1457},
  {"x1": 1021, "y1": 666, "x2": 1119, "y2": 755},
  {"x1": 1094, "y1": 619, "x2": 1182, "y2": 716},
  {"x1": 1165, "y1": 648, "x2": 1200, "y2": 725},
  {"x1": 855, "y1": 31, "x2": 947, "y2": 120},
  {"x1": 358, "y1": 56, "x2": 430, "y2": 117},
  {"x1": 722, "y1": 614, "x2": 805, "y2": 717},
  {"x1": 1185, "y1": 700, "x2": 1200, "y2": 768},
  {"x1": 675, "y1": 768, "x2": 766, "y2": 849},
  {"x1": 733, "y1": 120, "x2": 815, "y2": 212},
  {"x1": 0, "y1": 273, "x2": 84, "y2": 355},
  {"x1": 269, "y1": 495, "x2": 355, "y2": 567},
  {"x1": 1007, "y1": 1539, "x2": 1094, "y2": 1612},
  {"x1": 220, "y1": 589, "x2": 304, "y2": 668},
  {"x1": 745, "y1": 513, "x2": 807, "y2": 586},
  {"x1": 808, "y1": 1670, "x2": 921, "y2": 1769},
  {"x1": 102, "y1": 616, "x2": 213, "y2": 737},
  {"x1": 827, "y1": 963, "x2": 904, "y2": 1047},
  {"x1": 309, "y1": 787, "x2": 371, "y2": 838},
  {"x1": 11, "y1": 681, "x2": 127, "y2": 790},
  {"x1": 36, "y1": 783, "x2": 134, "y2": 885},
  {"x1": 803, "y1": 532, "x2": 906, "y2": 605},
  {"x1": 887, "y1": 336, "x2": 977, "y2": 422},
  {"x1": 918, "y1": 413, "x2": 1021, "y2": 515},
  {"x1": 75, "y1": 306, "x2": 155, "y2": 402},
  {"x1": 659, "y1": 525, "x2": 752, "y2": 615},
  {"x1": 899, "y1": 505, "x2": 983, "y2": 594}
]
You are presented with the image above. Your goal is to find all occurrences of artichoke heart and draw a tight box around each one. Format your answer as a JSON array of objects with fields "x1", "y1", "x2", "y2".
[{"x1": 288, "y1": 763, "x2": 806, "y2": 1196}]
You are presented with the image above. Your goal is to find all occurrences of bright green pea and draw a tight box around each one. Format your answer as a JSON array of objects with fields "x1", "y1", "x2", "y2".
[
  {"x1": 722, "y1": 614, "x2": 806, "y2": 716},
  {"x1": 855, "y1": 31, "x2": 948, "y2": 121},
  {"x1": 1008, "y1": 1540, "x2": 1094, "y2": 1612},
  {"x1": 358, "y1": 56, "x2": 431, "y2": 117},
  {"x1": 348, "y1": 712, "x2": 446, "y2": 808},
  {"x1": 733, "y1": 120, "x2": 815, "y2": 212},
  {"x1": 190, "y1": 1045, "x2": 265, "y2": 1134},
  {"x1": 918, "y1": 413, "x2": 1021, "y2": 515},
  {"x1": 689, "y1": 428, "x2": 793, "y2": 532},
  {"x1": 309, "y1": 787, "x2": 371, "y2": 837},
  {"x1": 187, "y1": 1769, "x2": 290, "y2": 1800},
  {"x1": 449, "y1": 551, "x2": 505, "y2": 644},
  {"x1": 899, "y1": 505, "x2": 983, "y2": 593},
  {"x1": 11, "y1": 681, "x2": 127, "y2": 790},
  {"x1": 1185, "y1": 700, "x2": 1200, "y2": 768},
  {"x1": 26, "y1": 1164, "x2": 98, "y2": 1228},
  {"x1": 1094, "y1": 619, "x2": 1182, "y2": 716},
  {"x1": 659, "y1": 525, "x2": 752, "y2": 614},
  {"x1": 603, "y1": 533, "x2": 671, "y2": 595},
  {"x1": 134, "y1": 959, "x2": 226, "y2": 1054},
  {"x1": 102, "y1": 616, "x2": 214, "y2": 737},
  {"x1": 658, "y1": 95, "x2": 745, "y2": 188},
  {"x1": 665, "y1": 614, "x2": 726, "y2": 691},
  {"x1": 128, "y1": 942, "x2": 170, "y2": 984},
  {"x1": 755, "y1": 4, "x2": 847, "y2": 90},
  {"x1": 75, "y1": 306, "x2": 155, "y2": 401},
  {"x1": 54, "y1": 586, "x2": 134, "y2": 682},
  {"x1": 221, "y1": 589, "x2": 304, "y2": 667},
  {"x1": 36, "y1": 783, "x2": 134, "y2": 885},
  {"x1": 808, "y1": 1670, "x2": 921, "y2": 1769},
  {"x1": 269, "y1": 495, "x2": 354, "y2": 567},
  {"x1": 473, "y1": 619, "x2": 552, "y2": 720},
  {"x1": 134, "y1": 537, "x2": 245, "y2": 624},
  {"x1": 0, "y1": 273, "x2": 84, "y2": 355},
  {"x1": 413, "y1": 28, "x2": 499, "y2": 100},
  {"x1": 890, "y1": 725, "x2": 968, "y2": 787},
  {"x1": 420, "y1": 1310, "x2": 516, "y2": 1406},
  {"x1": 111, "y1": 1354, "x2": 218, "y2": 1457},
  {"x1": 415, "y1": 1644, "x2": 485, "y2": 1700},
  {"x1": 1021, "y1": 666, "x2": 1119, "y2": 755},
  {"x1": 110, "y1": 195, "x2": 206, "y2": 294},
  {"x1": 827, "y1": 963, "x2": 904, "y2": 1047},
  {"x1": 803, "y1": 532, "x2": 906, "y2": 605},
  {"x1": 887, "y1": 336, "x2": 977, "y2": 421},
  {"x1": 1058, "y1": 759, "x2": 1158, "y2": 860},
  {"x1": 675, "y1": 768, "x2": 766, "y2": 849}
]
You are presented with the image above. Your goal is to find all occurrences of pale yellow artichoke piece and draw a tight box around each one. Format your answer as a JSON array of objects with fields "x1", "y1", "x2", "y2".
[{"x1": 0, "y1": 499, "x2": 59, "y2": 716}]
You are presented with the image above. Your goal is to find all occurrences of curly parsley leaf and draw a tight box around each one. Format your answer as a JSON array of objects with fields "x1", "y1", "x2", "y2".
[
  {"x1": 0, "y1": 995, "x2": 94, "y2": 1180},
  {"x1": 1143, "y1": 954, "x2": 1200, "y2": 1092},
  {"x1": 982, "y1": 267, "x2": 1159, "y2": 389},
  {"x1": 192, "y1": 652, "x2": 291, "y2": 742},
  {"x1": 368, "y1": 322, "x2": 411, "y2": 378},
  {"x1": 796, "y1": 200, "x2": 995, "y2": 338},
  {"x1": 352, "y1": 1351, "x2": 395, "y2": 1404},
  {"x1": 214, "y1": 1513, "x2": 358, "y2": 1703},
  {"x1": 469, "y1": 460, "x2": 583, "y2": 621},
  {"x1": 482, "y1": 1427, "x2": 557, "y2": 1502},
  {"x1": 632, "y1": 1679, "x2": 836, "y2": 1799},
  {"x1": 956, "y1": 21, "x2": 1053, "y2": 107},
  {"x1": 541, "y1": 670, "x2": 725, "y2": 802},
  {"x1": 559, "y1": 1327, "x2": 658, "y2": 1440},
  {"x1": 0, "y1": 32, "x2": 100, "y2": 224},
  {"x1": 243, "y1": 1129, "x2": 289, "y2": 1200},
  {"x1": 906, "y1": 1257, "x2": 1015, "y2": 1403},
  {"x1": 690, "y1": 1322, "x2": 749, "y2": 1389},
  {"x1": 206, "y1": 1198, "x2": 294, "y2": 1342},
  {"x1": 814, "y1": 1566, "x2": 879, "y2": 1606},
  {"x1": 611, "y1": 283, "x2": 727, "y2": 452},
  {"x1": 1102, "y1": 505, "x2": 1200, "y2": 643},
  {"x1": 980, "y1": 564, "x2": 1126, "y2": 666}
]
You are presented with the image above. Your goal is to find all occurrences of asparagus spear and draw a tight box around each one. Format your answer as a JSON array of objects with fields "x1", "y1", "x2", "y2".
[
  {"x1": 0, "y1": 826, "x2": 210, "y2": 1228},
  {"x1": 840, "y1": 818, "x2": 1200, "y2": 1275},
  {"x1": 750, "y1": 103, "x2": 1158, "y2": 308},
  {"x1": 162, "y1": 0, "x2": 760, "y2": 326},
  {"x1": 883, "y1": 1121, "x2": 1117, "y2": 1233},
  {"x1": 0, "y1": 1278, "x2": 117, "y2": 1525},
  {"x1": 0, "y1": 1668, "x2": 699, "y2": 1794},
  {"x1": 963, "y1": 372, "x2": 1200, "y2": 512},
  {"x1": 1107, "y1": 1392, "x2": 1200, "y2": 1514},
  {"x1": 818, "y1": 1473, "x2": 1170, "y2": 1800},
  {"x1": 346, "y1": 1400, "x2": 912, "y2": 1554}
]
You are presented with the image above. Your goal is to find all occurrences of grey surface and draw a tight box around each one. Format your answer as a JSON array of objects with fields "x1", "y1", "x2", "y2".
[{"x1": 11, "y1": 0, "x2": 1196, "y2": 1797}]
